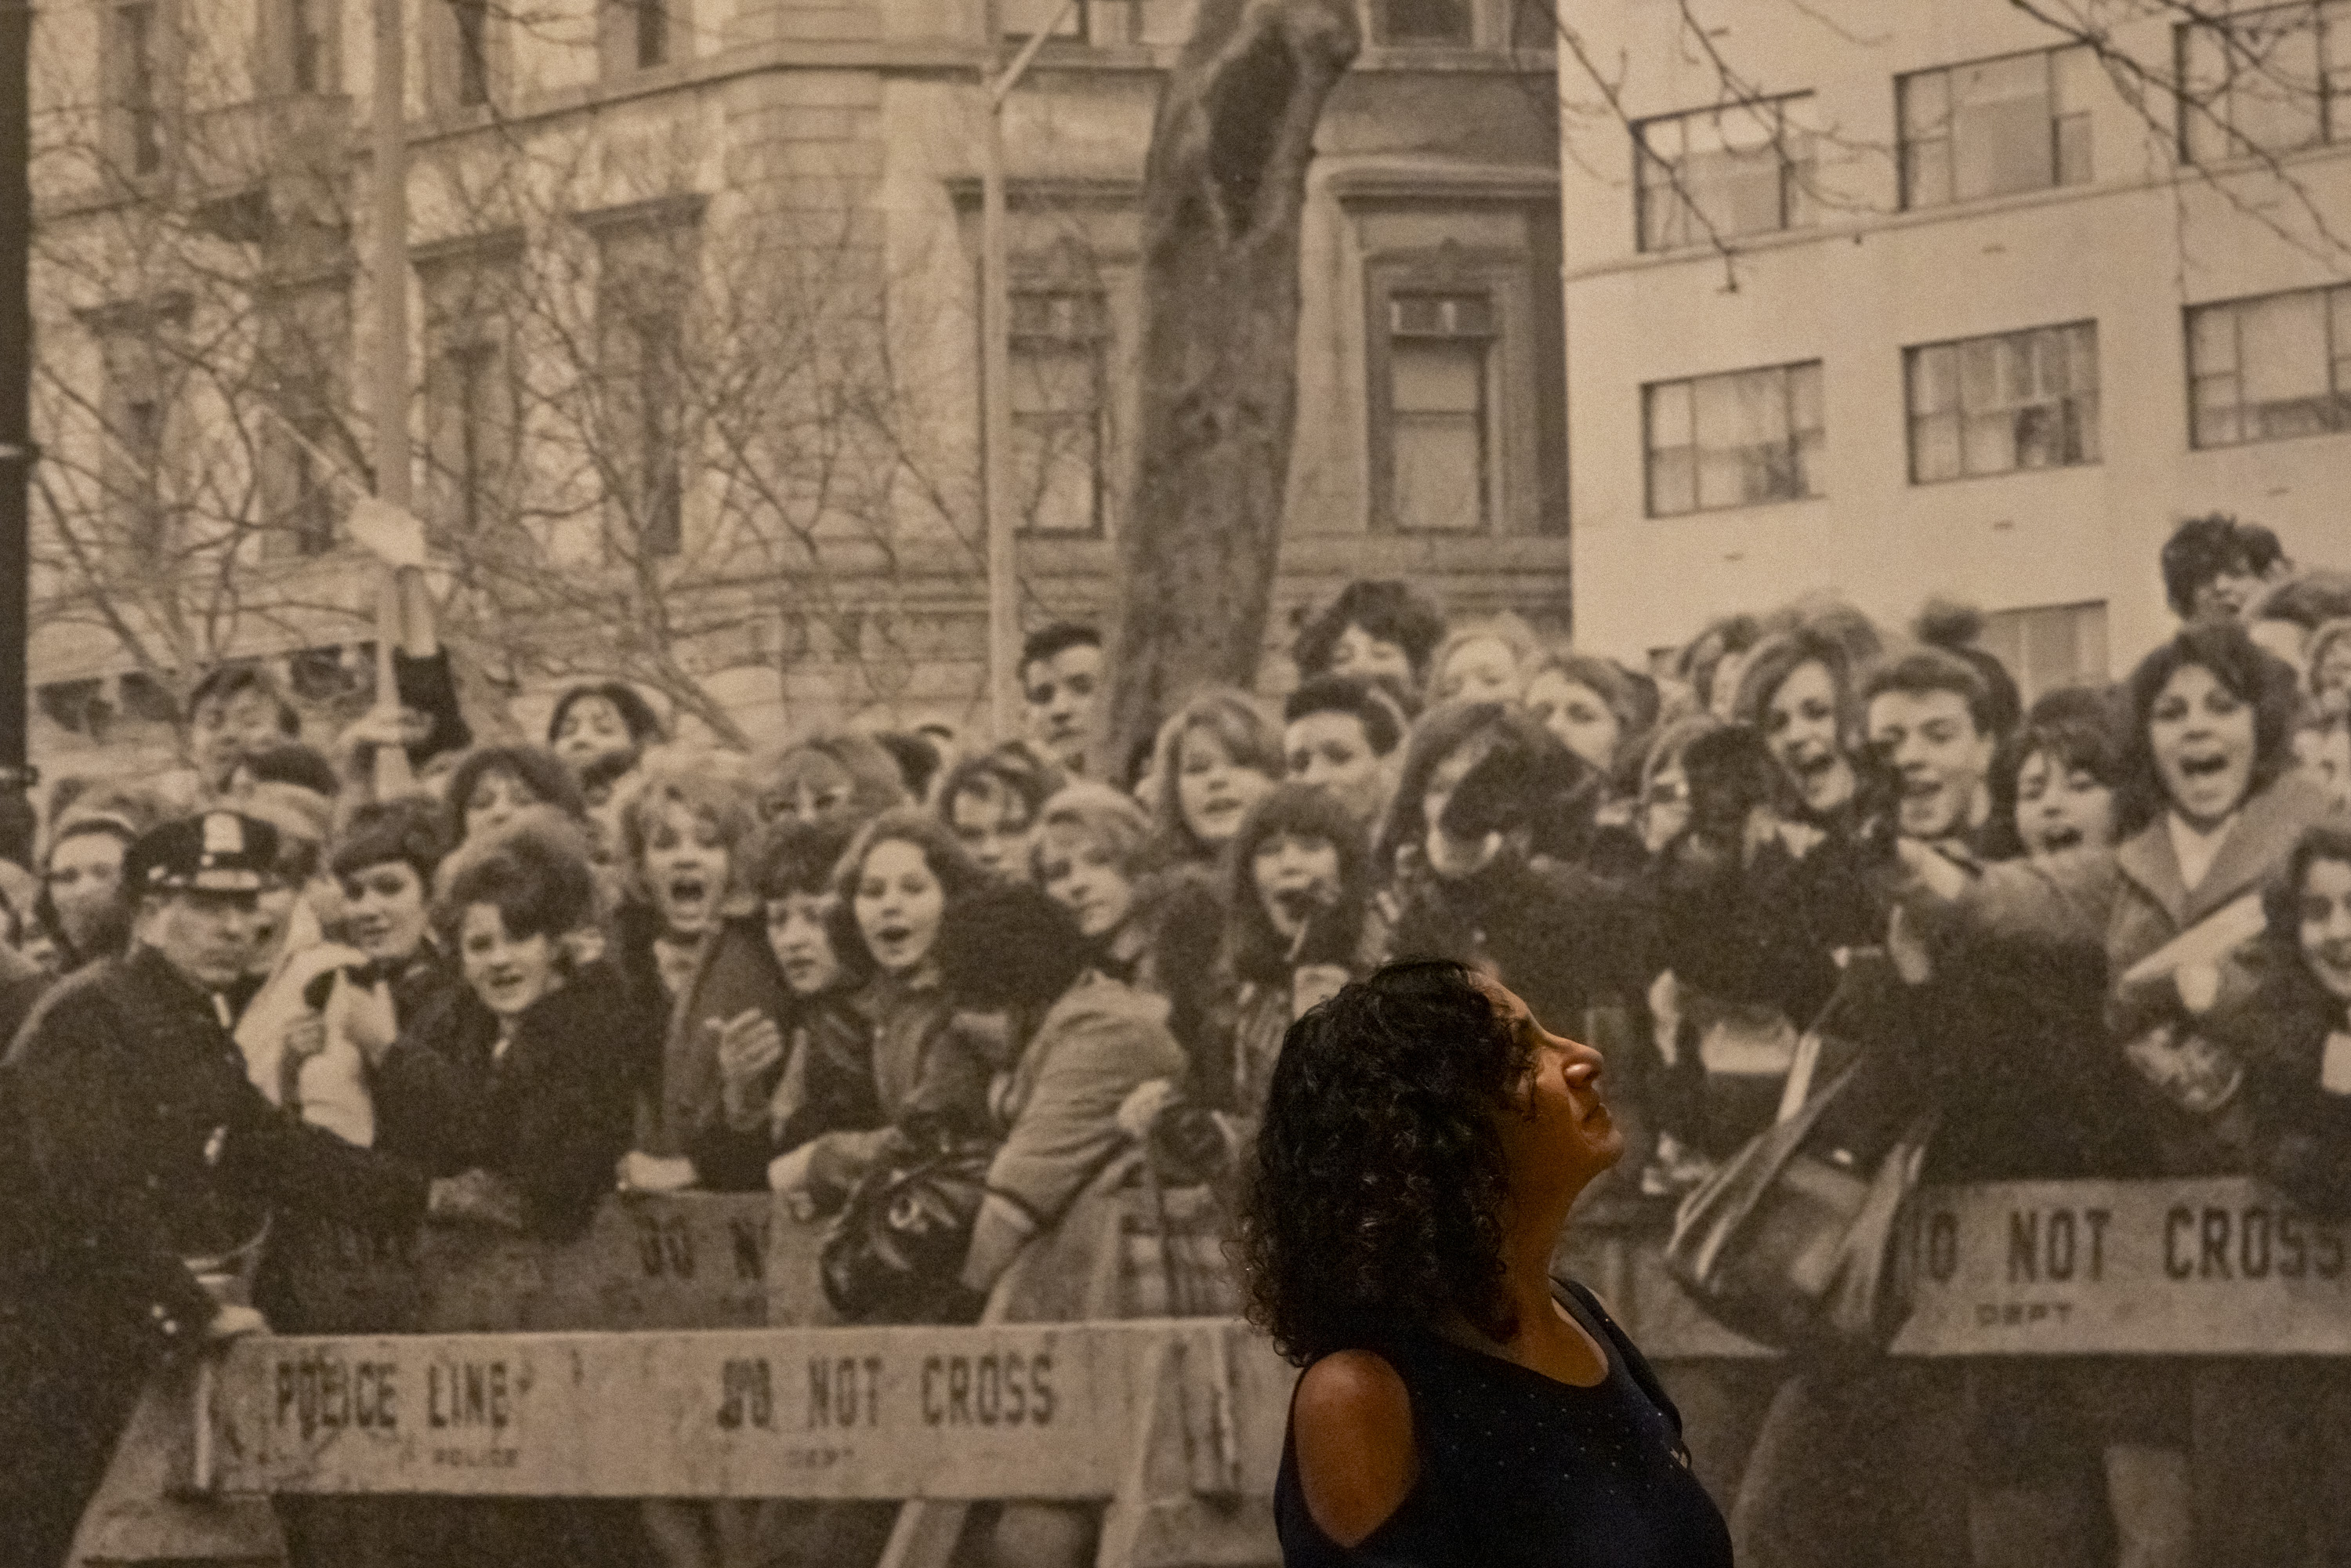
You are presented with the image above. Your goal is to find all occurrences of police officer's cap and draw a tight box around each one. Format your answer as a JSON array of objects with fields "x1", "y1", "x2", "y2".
[{"x1": 125, "y1": 811, "x2": 282, "y2": 896}]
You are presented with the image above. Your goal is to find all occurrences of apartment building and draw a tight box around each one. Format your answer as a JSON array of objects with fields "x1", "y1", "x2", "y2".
[
  {"x1": 1558, "y1": 1, "x2": 2351, "y2": 690},
  {"x1": 27, "y1": 0, "x2": 1567, "y2": 773}
]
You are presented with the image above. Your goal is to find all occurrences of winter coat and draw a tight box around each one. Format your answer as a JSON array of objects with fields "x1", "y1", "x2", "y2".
[
  {"x1": 683, "y1": 987, "x2": 879, "y2": 1192},
  {"x1": 2198, "y1": 938, "x2": 2351, "y2": 1214},
  {"x1": 788, "y1": 971, "x2": 991, "y2": 1211},
  {"x1": 960, "y1": 972, "x2": 1187, "y2": 1295},
  {"x1": 642, "y1": 914, "x2": 791, "y2": 1158},
  {"x1": 381, "y1": 959, "x2": 640, "y2": 1239}
]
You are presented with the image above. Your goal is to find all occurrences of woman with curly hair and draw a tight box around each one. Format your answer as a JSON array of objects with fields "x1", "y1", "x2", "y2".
[{"x1": 1241, "y1": 958, "x2": 1730, "y2": 1567}]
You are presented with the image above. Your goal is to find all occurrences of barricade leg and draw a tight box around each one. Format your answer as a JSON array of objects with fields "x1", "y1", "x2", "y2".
[
  {"x1": 69, "y1": 1362, "x2": 286, "y2": 1568},
  {"x1": 1094, "y1": 1337, "x2": 1275, "y2": 1568}
]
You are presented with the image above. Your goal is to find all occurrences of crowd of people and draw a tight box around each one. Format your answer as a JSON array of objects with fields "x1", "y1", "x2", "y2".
[{"x1": 2, "y1": 507, "x2": 2350, "y2": 1568}]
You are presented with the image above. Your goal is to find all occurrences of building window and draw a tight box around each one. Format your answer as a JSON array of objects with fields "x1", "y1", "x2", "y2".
[
  {"x1": 2179, "y1": 2, "x2": 2350, "y2": 164},
  {"x1": 1381, "y1": 292, "x2": 1494, "y2": 533},
  {"x1": 598, "y1": 220, "x2": 697, "y2": 559},
  {"x1": 1371, "y1": 0, "x2": 1473, "y2": 48},
  {"x1": 1635, "y1": 94, "x2": 1813, "y2": 253},
  {"x1": 1904, "y1": 321, "x2": 2099, "y2": 483},
  {"x1": 1643, "y1": 360, "x2": 1823, "y2": 518},
  {"x1": 107, "y1": 0, "x2": 168, "y2": 175},
  {"x1": 421, "y1": 246, "x2": 522, "y2": 535},
  {"x1": 603, "y1": 0, "x2": 679, "y2": 74},
  {"x1": 1009, "y1": 289, "x2": 1109, "y2": 537},
  {"x1": 2187, "y1": 283, "x2": 2351, "y2": 447},
  {"x1": 1898, "y1": 45, "x2": 2097, "y2": 208},
  {"x1": 1980, "y1": 601, "x2": 2108, "y2": 702}
]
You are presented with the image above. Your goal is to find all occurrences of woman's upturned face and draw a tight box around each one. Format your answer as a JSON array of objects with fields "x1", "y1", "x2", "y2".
[
  {"x1": 853, "y1": 838, "x2": 947, "y2": 976},
  {"x1": 464, "y1": 767, "x2": 542, "y2": 842},
  {"x1": 1763, "y1": 660, "x2": 1855, "y2": 814},
  {"x1": 339, "y1": 860, "x2": 429, "y2": 962},
  {"x1": 1252, "y1": 831, "x2": 1342, "y2": 943},
  {"x1": 554, "y1": 696, "x2": 633, "y2": 773},
  {"x1": 2298, "y1": 857, "x2": 2351, "y2": 1002},
  {"x1": 642, "y1": 801, "x2": 730, "y2": 939},
  {"x1": 2148, "y1": 663, "x2": 2257, "y2": 828},
  {"x1": 45, "y1": 831, "x2": 125, "y2": 956},
  {"x1": 947, "y1": 780, "x2": 1034, "y2": 882},
  {"x1": 1479, "y1": 976, "x2": 1624, "y2": 1188},
  {"x1": 1438, "y1": 636, "x2": 1522, "y2": 707},
  {"x1": 1037, "y1": 824, "x2": 1137, "y2": 941},
  {"x1": 1176, "y1": 725, "x2": 1274, "y2": 849},
  {"x1": 1524, "y1": 672, "x2": 1621, "y2": 774},
  {"x1": 459, "y1": 903, "x2": 560, "y2": 1019},
  {"x1": 1329, "y1": 623, "x2": 1415, "y2": 690},
  {"x1": 765, "y1": 891, "x2": 843, "y2": 997},
  {"x1": 2012, "y1": 749, "x2": 2116, "y2": 860}
]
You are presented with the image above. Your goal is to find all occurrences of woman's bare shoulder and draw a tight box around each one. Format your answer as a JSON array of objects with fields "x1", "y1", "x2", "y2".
[{"x1": 1293, "y1": 1350, "x2": 1418, "y2": 1548}]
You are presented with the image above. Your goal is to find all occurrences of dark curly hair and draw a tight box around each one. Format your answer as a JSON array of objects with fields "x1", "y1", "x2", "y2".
[
  {"x1": 2265, "y1": 822, "x2": 2351, "y2": 943},
  {"x1": 1237, "y1": 958, "x2": 1538, "y2": 1366},
  {"x1": 2116, "y1": 621, "x2": 2302, "y2": 833},
  {"x1": 1291, "y1": 580, "x2": 1447, "y2": 690}
]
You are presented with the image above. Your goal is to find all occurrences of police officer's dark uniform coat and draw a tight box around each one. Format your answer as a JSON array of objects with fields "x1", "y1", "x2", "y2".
[{"x1": 0, "y1": 813, "x2": 429, "y2": 1568}]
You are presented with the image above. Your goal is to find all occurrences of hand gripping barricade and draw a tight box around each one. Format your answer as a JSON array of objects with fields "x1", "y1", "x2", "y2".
[{"x1": 82, "y1": 1174, "x2": 2351, "y2": 1566}]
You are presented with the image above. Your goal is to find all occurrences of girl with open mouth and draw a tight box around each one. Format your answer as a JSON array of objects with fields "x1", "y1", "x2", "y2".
[
  {"x1": 1895, "y1": 621, "x2": 2326, "y2": 1566},
  {"x1": 1142, "y1": 686, "x2": 1283, "y2": 871},
  {"x1": 612, "y1": 766, "x2": 784, "y2": 1190},
  {"x1": 760, "y1": 811, "x2": 992, "y2": 1222}
]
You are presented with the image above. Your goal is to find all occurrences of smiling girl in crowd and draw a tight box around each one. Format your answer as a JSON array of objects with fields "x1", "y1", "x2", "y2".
[
  {"x1": 442, "y1": 744, "x2": 589, "y2": 848},
  {"x1": 1141, "y1": 686, "x2": 1283, "y2": 871},
  {"x1": 762, "y1": 809, "x2": 991, "y2": 1214}
]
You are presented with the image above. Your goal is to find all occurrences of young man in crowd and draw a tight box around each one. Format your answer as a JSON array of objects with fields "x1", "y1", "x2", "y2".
[
  {"x1": 1861, "y1": 647, "x2": 2000, "y2": 859},
  {"x1": 1281, "y1": 672, "x2": 1403, "y2": 834},
  {"x1": 2162, "y1": 512, "x2": 2293, "y2": 628},
  {"x1": 1021, "y1": 623, "x2": 1103, "y2": 779}
]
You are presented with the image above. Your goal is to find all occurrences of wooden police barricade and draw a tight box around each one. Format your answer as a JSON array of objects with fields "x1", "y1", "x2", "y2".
[{"x1": 186, "y1": 1318, "x2": 1293, "y2": 1568}]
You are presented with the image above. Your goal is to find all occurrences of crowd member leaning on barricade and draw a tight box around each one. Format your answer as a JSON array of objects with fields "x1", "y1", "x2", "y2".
[
  {"x1": 665, "y1": 820, "x2": 874, "y2": 1196},
  {"x1": 936, "y1": 740, "x2": 1064, "y2": 883},
  {"x1": 938, "y1": 880, "x2": 1189, "y2": 1568},
  {"x1": 763, "y1": 809, "x2": 992, "y2": 1215},
  {"x1": 1140, "y1": 685, "x2": 1283, "y2": 873},
  {"x1": 1896, "y1": 621, "x2": 2340, "y2": 1568},
  {"x1": 604, "y1": 766, "x2": 778, "y2": 1171},
  {"x1": 381, "y1": 810, "x2": 640, "y2": 1240}
]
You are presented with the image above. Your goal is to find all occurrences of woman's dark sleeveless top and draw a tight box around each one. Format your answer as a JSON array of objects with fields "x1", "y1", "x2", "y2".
[{"x1": 1273, "y1": 1278, "x2": 1733, "y2": 1568}]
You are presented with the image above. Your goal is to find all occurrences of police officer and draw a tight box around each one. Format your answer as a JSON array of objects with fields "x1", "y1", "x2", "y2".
[{"x1": 0, "y1": 810, "x2": 430, "y2": 1568}]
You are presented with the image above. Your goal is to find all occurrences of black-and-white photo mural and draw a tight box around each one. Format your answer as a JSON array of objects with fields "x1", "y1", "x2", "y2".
[{"x1": 3, "y1": 0, "x2": 2349, "y2": 1563}]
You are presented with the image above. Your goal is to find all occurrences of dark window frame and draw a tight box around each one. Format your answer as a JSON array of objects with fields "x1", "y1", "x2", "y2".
[
  {"x1": 1896, "y1": 43, "x2": 2097, "y2": 211},
  {"x1": 1902, "y1": 319, "x2": 2102, "y2": 484},
  {"x1": 1640, "y1": 359, "x2": 1825, "y2": 520},
  {"x1": 1632, "y1": 92, "x2": 1815, "y2": 255}
]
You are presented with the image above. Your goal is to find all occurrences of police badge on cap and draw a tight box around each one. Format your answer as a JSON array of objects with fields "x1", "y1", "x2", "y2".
[{"x1": 125, "y1": 812, "x2": 284, "y2": 894}]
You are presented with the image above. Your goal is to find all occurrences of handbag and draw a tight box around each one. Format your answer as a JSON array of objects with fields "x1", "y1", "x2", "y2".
[
  {"x1": 818, "y1": 1142, "x2": 994, "y2": 1325},
  {"x1": 1664, "y1": 955, "x2": 1940, "y2": 1353}
]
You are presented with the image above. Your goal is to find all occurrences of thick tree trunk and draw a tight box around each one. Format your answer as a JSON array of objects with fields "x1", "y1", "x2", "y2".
[{"x1": 1103, "y1": 0, "x2": 1358, "y2": 780}]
